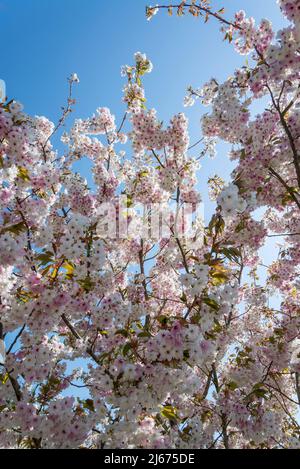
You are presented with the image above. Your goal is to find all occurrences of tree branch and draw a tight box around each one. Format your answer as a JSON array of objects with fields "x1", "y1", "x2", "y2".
[{"x1": 154, "y1": 4, "x2": 242, "y2": 30}]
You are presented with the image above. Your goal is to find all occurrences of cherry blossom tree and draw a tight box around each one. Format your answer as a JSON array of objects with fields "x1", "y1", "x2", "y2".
[{"x1": 0, "y1": 0, "x2": 300, "y2": 449}]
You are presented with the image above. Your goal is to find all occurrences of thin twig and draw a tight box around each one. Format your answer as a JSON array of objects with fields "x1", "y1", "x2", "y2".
[{"x1": 155, "y1": 4, "x2": 242, "y2": 30}]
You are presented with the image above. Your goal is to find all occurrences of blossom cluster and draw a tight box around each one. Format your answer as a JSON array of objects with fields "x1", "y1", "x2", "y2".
[{"x1": 0, "y1": 1, "x2": 300, "y2": 450}]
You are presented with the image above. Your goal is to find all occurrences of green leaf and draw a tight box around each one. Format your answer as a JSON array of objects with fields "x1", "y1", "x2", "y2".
[
  {"x1": 235, "y1": 219, "x2": 246, "y2": 232},
  {"x1": 138, "y1": 331, "x2": 151, "y2": 338},
  {"x1": 211, "y1": 271, "x2": 229, "y2": 286},
  {"x1": 2, "y1": 222, "x2": 27, "y2": 236},
  {"x1": 208, "y1": 214, "x2": 225, "y2": 236},
  {"x1": 282, "y1": 187, "x2": 299, "y2": 206},
  {"x1": 41, "y1": 264, "x2": 52, "y2": 277},
  {"x1": 213, "y1": 318, "x2": 223, "y2": 333},
  {"x1": 1, "y1": 373, "x2": 9, "y2": 385},
  {"x1": 83, "y1": 399, "x2": 95, "y2": 412},
  {"x1": 78, "y1": 277, "x2": 95, "y2": 292},
  {"x1": 63, "y1": 260, "x2": 75, "y2": 279},
  {"x1": 115, "y1": 329, "x2": 129, "y2": 338},
  {"x1": 253, "y1": 388, "x2": 268, "y2": 398},
  {"x1": 180, "y1": 292, "x2": 187, "y2": 303},
  {"x1": 208, "y1": 214, "x2": 217, "y2": 232},
  {"x1": 220, "y1": 247, "x2": 241, "y2": 263},
  {"x1": 17, "y1": 166, "x2": 31, "y2": 182},
  {"x1": 157, "y1": 315, "x2": 169, "y2": 326},
  {"x1": 216, "y1": 216, "x2": 225, "y2": 235},
  {"x1": 122, "y1": 343, "x2": 132, "y2": 356},
  {"x1": 227, "y1": 381, "x2": 239, "y2": 391},
  {"x1": 37, "y1": 251, "x2": 54, "y2": 267},
  {"x1": 252, "y1": 382, "x2": 265, "y2": 390},
  {"x1": 203, "y1": 297, "x2": 219, "y2": 311},
  {"x1": 240, "y1": 149, "x2": 246, "y2": 160},
  {"x1": 160, "y1": 405, "x2": 178, "y2": 422},
  {"x1": 201, "y1": 409, "x2": 212, "y2": 423},
  {"x1": 126, "y1": 195, "x2": 133, "y2": 208}
]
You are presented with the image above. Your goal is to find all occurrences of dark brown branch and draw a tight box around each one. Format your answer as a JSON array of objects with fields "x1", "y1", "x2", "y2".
[
  {"x1": 117, "y1": 112, "x2": 128, "y2": 135},
  {"x1": 202, "y1": 369, "x2": 213, "y2": 400},
  {"x1": 295, "y1": 372, "x2": 300, "y2": 406},
  {"x1": 155, "y1": 4, "x2": 242, "y2": 30},
  {"x1": 188, "y1": 137, "x2": 204, "y2": 151},
  {"x1": 151, "y1": 149, "x2": 165, "y2": 168},
  {"x1": 61, "y1": 314, "x2": 101, "y2": 365},
  {"x1": 267, "y1": 84, "x2": 300, "y2": 188},
  {"x1": 6, "y1": 324, "x2": 26, "y2": 355},
  {"x1": 8, "y1": 372, "x2": 23, "y2": 401},
  {"x1": 61, "y1": 314, "x2": 82, "y2": 340},
  {"x1": 269, "y1": 167, "x2": 300, "y2": 210},
  {"x1": 41, "y1": 78, "x2": 76, "y2": 163}
]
